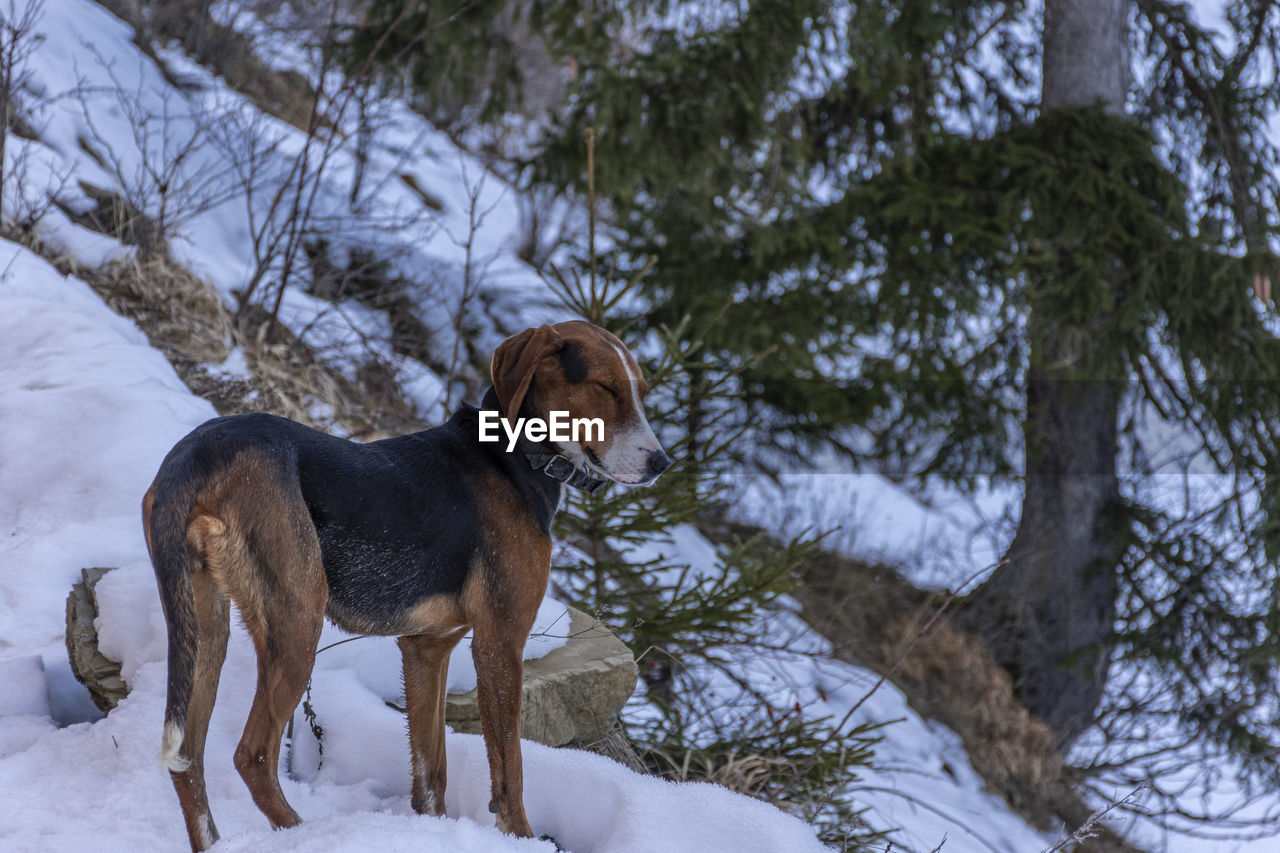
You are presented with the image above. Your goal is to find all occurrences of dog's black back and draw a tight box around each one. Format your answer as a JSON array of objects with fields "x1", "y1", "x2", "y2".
[{"x1": 152, "y1": 403, "x2": 559, "y2": 636}]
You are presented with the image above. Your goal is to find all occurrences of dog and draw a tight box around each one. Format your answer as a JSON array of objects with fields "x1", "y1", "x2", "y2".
[{"x1": 142, "y1": 320, "x2": 671, "y2": 851}]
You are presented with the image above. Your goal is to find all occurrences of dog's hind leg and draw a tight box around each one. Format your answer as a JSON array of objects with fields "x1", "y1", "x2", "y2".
[
  {"x1": 229, "y1": 483, "x2": 327, "y2": 831},
  {"x1": 147, "y1": 486, "x2": 233, "y2": 852},
  {"x1": 171, "y1": 556, "x2": 231, "y2": 851},
  {"x1": 399, "y1": 629, "x2": 466, "y2": 817}
]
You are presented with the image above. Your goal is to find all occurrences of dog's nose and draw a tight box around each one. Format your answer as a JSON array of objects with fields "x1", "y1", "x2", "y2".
[{"x1": 645, "y1": 450, "x2": 673, "y2": 479}]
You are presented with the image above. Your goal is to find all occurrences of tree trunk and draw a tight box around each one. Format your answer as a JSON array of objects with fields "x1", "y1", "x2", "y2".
[{"x1": 960, "y1": 0, "x2": 1129, "y2": 750}]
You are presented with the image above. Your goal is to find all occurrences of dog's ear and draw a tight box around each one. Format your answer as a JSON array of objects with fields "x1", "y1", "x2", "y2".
[{"x1": 490, "y1": 325, "x2": 563, "y2": 417}]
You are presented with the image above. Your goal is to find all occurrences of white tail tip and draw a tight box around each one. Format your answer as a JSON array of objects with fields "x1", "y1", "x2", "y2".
[{"x1": 160, "y1": 720, "x2": 190, "y2": 773}]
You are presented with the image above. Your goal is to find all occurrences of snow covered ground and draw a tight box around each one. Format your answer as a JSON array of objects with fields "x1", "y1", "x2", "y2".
[
  {"x1": 0, "y1": 233, "x2": 1054, "y2": 851},
  {"x1": 0, "y1": 218, "x2": 1045, "y2": 852}
]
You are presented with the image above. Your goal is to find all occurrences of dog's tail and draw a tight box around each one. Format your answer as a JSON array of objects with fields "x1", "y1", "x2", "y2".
[{"x1": 144, "y1": 470, "x2": 199, "y2": 774}]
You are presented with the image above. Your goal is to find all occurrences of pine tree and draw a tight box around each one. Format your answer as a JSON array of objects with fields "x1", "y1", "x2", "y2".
[{"x1": 957, "y1": 0, "x2": 1131, "y2": 750}]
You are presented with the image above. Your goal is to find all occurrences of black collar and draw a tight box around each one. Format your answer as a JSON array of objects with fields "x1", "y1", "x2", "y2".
[{"x1": 522, "y1": 449, "x2": 608, "y2": 494}]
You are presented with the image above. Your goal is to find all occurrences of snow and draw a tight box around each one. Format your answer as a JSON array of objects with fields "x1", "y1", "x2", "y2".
[
  {"x1": 610, "y1": 528, "x2": 1053, "y2": 849},
  {"x1": 0, "y1": 244, "x2": 208, "y2": 651},
  {"x1": 622, "y1": 522, "x2": 725, "y2": 581},
  {"x1": 677, "y1": 605, "x2": 1054, "y2": 852},
  {"x1": 0, "y1": 656, "x2": 51, "y2": 718},
  {"x1": 5, "y1": 0, "x2": 563, "y2": 411},
  {"x1": 729, "y1": 470, "x2": 1017, "y2": 590}
]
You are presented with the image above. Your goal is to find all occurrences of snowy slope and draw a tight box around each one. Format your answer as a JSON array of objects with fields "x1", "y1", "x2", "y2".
[
  {"x1": 0, "y1": 2, "x2": 1053, "y2": 849},
  {"x1": 6, "y1": 0, "x2": 567, "y2": 424},
  {"x1": 0, "y1": 241, "x2": 1051, "y2": 852},
  {"x1": 619, "y1": 525, "x2": 1055, "y2": 852}
]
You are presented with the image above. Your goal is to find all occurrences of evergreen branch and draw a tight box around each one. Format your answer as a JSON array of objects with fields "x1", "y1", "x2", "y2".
[{"x1": 1136, "y1": 0, "x2": 1277, "y2": 271}]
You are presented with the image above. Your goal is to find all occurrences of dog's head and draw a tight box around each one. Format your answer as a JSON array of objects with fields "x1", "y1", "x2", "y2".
[{"x1": 490, "y1": 321, "x2": 671, "y2": 486}]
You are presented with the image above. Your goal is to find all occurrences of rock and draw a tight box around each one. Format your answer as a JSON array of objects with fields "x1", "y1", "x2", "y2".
[
  {"x1": 64, "y1": 568, "x2": 637, "y2": 746},
  {"x1": 445, "y1": 606, "x2": 639, "y2": 747},
  {"x1": 65, "y1": 567, "x2": 129, "y2": 713}
]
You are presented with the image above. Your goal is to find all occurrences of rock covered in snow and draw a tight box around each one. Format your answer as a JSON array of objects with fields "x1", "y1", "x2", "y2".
[
  {"x1": 65, "y1": 567, "x2": 128, "y2": 713},
  {"x1": 446, "y1": 606, "x2": 638, "y2": 747}
]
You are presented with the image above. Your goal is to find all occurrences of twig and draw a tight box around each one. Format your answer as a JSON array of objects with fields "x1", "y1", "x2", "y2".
[
  {"x1": 1042, "y1": 782, "x2": 1148, "y2": 852},
  {"x1": 586, "y1": 126, "x2": 596, "y2": 313}
]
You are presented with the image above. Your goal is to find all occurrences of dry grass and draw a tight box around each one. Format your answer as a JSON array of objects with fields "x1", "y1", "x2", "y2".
[
  {"x1": 97, "y1": 0, "x2": 323, "y2": 133},
  {"x1": 70, "y1": 248, "x2": 419, "y2": 439},
  {"x1": 57, "y1": 182, "x2": 162, "y2": 255},
  {"x1": 886, "y1": 612, "x2": 1064, "y2": 809},
  {"x1": 85, "y1": 253, "x2": 232, "y2": 364},
  {"x1": 578, "y1": 722, "x2": 649, "y2": 774},
  {"x1": 0, "y1": 221, "x2": 80, "y2": 276},
  {"x1": 790, "y1": 546, "x2": 1062, "y2": 818},
  {"x1": 233, "y1": 301, "x2": 419, "y2": 437},
  {"x1": 676, "y1": 750, "x2": 793, "y2": 799},
  {"x1": 4, "y1": 173, "x2": 421, "y2": 441},
  {"x1": 699, "y1": 514, "x2": 1146, "y2": 852}
]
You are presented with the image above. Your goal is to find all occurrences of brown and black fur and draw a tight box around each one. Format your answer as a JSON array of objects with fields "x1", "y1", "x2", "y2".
[{"x1": 143, "y1": 321, "x2": 664, "y2": 851}]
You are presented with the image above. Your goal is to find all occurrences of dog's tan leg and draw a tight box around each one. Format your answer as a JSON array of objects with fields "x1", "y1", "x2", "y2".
[
  {"x1": 472, "y1": 622, "x2": 535, "y2": 837},
  {"x1": 230, "y1": 492, "x2": 326, "y2": 831},
  {"x1": 170, "y1": 568, "x2": 231, "y2": 851},
  {"x1": 235, "y1": 604, "x2": 323, "y2": 829},
  {"x1": 465, "y1": 478, "x2": 551, "y2": 839},
  {"x1": 399, "y1": 630, "x2": 466, "y2": 817}
]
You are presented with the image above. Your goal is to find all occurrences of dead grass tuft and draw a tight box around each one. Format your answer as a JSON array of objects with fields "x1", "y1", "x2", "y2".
[
  {"x1": 791, "y1": 546, "x2": 1061, "y2": 817},
  {"x1": 70, "y1": 247, "x2": 419, "y2": 439},
  {"x1": 233, "y1": 301, "x2": 418, "y2": 438},
  {"x1": 0, "y1": 221, "x2": 80, "y2": 276},
  {"x1": 689, "y1": 751, "x2": 793, "y2": 799},
  {"x1": 887, "y1": 610, "x2": 1064, "y2": 811},
  {"x1": 579, "y1": 722, "x2": 649, "y2": 774},
  {"x1": 84, "y1": 253, "x2": 232, "y2": 364},
  {"x1": 57, "y1": 182, "x2": 162, "y2": 254},
  {"x1": 96, "y1": 0, "x2": 324, "y2": 133}
]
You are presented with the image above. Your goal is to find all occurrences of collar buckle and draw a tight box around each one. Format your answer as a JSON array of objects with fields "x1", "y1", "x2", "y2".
[
  {"x1": 541, "y1": 455, "x2": 577, "y2": 482},
  {"x1": 530, "y1": 453, "x2": 607, "y2": 494}
]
